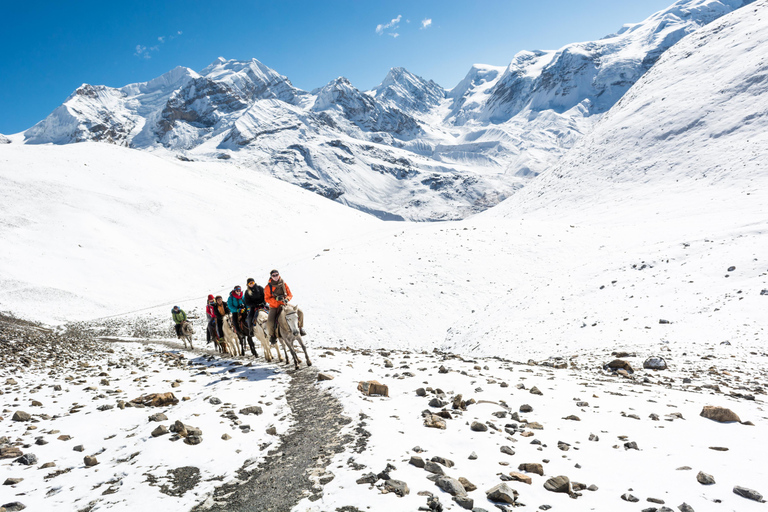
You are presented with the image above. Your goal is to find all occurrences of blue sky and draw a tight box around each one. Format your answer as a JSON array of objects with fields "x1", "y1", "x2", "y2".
[{"x1": 0, "y1": 0, "x2": 675, "y2": 135}]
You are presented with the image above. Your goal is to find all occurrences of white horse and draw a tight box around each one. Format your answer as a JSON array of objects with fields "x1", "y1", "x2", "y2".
[
  {"x1": 276, "y1": 304, "x2": 311, "y2": 370},
  {"x1": 221, "y1": 315, "x2": 242, "y2": 356},
  {"x1": 180, "y1": 321, "x2": 195, "y2": 350},
  {"x1": 253, "y1": 309, "x2": 284, "y2": 363}
]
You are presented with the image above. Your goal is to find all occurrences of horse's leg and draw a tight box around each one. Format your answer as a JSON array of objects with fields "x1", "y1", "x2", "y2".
[
  {"x1": 282, "y1": 339, "x2": 299, "y2": 369},
  {"x1": 297, "y1": 336, "x2": 311, "y2": 367}
]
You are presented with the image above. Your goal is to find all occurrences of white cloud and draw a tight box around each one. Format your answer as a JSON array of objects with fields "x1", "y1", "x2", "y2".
[
  {"x1": 376, "y1": 14, "x2": 402, "y2": 36},
  {"x1": 389, "y1": 32, "x2": 400, "y2": 38},
  {"x1": 421, "y1": 18, "x2": 432, "y2": 30},
  {"x1": 135, "y1": 31, "x2": 182, "y2": 58}
]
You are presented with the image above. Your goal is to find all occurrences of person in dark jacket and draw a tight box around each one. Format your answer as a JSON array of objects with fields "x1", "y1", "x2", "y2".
[
  {"x1": 213, "y1": 295, "x2": 230, "y2": 341},
  {"x1": 171, "y1": 306, "x2": 187, "y2": 338},
  {"x1": 243, "y1": 278, "x2": 265, "y2": 336},
  {"x1": 227, "y1": 285, "x2": 246, "y2": 334}
]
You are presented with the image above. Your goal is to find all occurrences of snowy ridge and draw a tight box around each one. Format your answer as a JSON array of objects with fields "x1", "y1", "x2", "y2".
[{"x1": 18, "y1": 0, "x2": 755, "y2": 220}]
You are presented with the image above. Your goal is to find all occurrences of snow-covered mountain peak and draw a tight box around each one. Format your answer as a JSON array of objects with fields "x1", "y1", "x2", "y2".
[{"x1": 371, "y1": 67, "x2": 446, "y2": 113}]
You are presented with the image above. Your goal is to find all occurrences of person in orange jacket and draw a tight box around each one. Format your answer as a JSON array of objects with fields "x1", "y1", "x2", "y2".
[{"x1": 265, "y1": 269, "x2": 306, "y2": 344}]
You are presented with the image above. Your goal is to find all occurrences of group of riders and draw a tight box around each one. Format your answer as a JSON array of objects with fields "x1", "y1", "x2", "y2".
[{"x1": 170, "y1": 269, "x2": 306, "y2": 349}]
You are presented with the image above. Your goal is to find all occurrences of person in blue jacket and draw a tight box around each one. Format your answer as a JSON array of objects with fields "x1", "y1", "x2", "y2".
[{"x1": 227, "y1": 285, "x2": 246, "y2": 335}]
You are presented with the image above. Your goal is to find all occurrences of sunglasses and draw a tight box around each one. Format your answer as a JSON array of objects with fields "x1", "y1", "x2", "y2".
[
  {"x1": 271, "y1": 273, "x2": 279, "y2": 277},
  {"x1": 234, "y1": 287, "x2": 242, "y2": 291}
]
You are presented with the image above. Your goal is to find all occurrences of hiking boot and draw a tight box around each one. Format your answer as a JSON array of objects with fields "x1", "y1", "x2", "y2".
[
  {"x1": 299, "y1": 328, "x2": 307, "y2": 336},
  {"x1": 269, "y1": 336, "x2": 277, "y2": 345}
]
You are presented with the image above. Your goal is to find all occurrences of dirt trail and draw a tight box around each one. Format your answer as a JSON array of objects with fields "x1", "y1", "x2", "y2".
[{"x1": 194, "y1": 365, "x2": 355, "y2": 512}]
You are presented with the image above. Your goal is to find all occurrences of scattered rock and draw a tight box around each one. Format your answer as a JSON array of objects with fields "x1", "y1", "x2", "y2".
[
  {"x1": 424, "y1": 414, "x2": 446, "y2": 430},
  {"x1": 3, "y1": 478, "x2": 23, "y2": 485},
  {"x1": 151, "y1": 425, "x2": 169, "y2": 437},
  {"x1": 435, "y1": 476, "x2": 466, "y2": 496},
  {"x1": 500, "y1": 446, "x2": 515, "y2": 456},
  {"x1": 11, "y1": 411, "x2": 31, "y2": 422},
  {"x1": 453, "y1": 495, "x2": 473, "y2": 509},
  {"x1": 643, "y1": 357, "x2": 668, "y2": 370},
  {"x1": 84, "y1": 456, "x2": 98, "y2": 467},
  {"x1": 486, "y1": 482, "x2": 519, "y2": 504},
  {"x1": 132, "y1": 392, "x2": 178, "y2": 407},
  {"x1": 424, "y1": 461, "x2": 446, "y2": 476},
  {"x1": 429, "y1": 397, "x2": 447, "y2": 408},
  {"x1": 468, "y1": 452, "x2": 478, "y2": 460},
  {"x1": 416, "y1": 388, "x2": 427, "y2": 396},
  {"x1": 530, "y1": 386, "x2": 543, "y2": 395},
  {"x1": 356, "y1": 472, "x2": 378, "y2": 485},
  {"x1": 678, "y1": 502, "x2": 694, "y2": 512},
  {"x1": 221, "y1": 434, "x2": 232, "y2": 440},
  {"x1": 148, "y1": 413, "x2": 168, "y2": 422},
  {"x1": 431, "y1": 456, "x2": 454, "y2": 468},
  {"x1": 733, "y1": 486, "x2": 765, "y2": 502},
  {"x1": 384, "y1": 479, "x2": 409, "y2": 497},
  {"x1": 544, "y1": 475, "x2": 572, "y2": 494},
  {"x1": 14, "y1": 454, "x2": 37, "y2": 466},
  {"x1": 357, "y1": 380, "x2": 389, "y2": 397},
  {"x1": 409, "y1": 456, "x2": 425, "y2": 468},
  {"x1": 0, "y1": 447, "x2": 23, "y2": 459},
  {"x1": 605, "y1": 359, "x2": 634, "y2": 373},
  {"x1": 458, "y1": 477, "x2": 476, "y2": 492},
  {"x1": 239, "y1": 406, "x2": 263, "y2": 416},
  {"x1": 470, "y1": 421, "x2": 488, "y2": 432},
  {"x1": 73, "y1": 445, "x2": 85, "y2": 452},
  {"x1": 317, "y1": 373, "x2": 334, "y2": 381},
  {"x1": 621, "y1": 493, "x2": 639, "y2": 502},
  {"x1": 518, "y1": 463, "x2": 544, "y2": 476},
  {"x1": 509, "y1": 472, "x2": 532, "y2": 484},
  {"x1": 696, "y1": 471, "x2": 715, "y2": 485},
  {"x1": 700, "y1": 406, "x2": 741, "y2": 423}
]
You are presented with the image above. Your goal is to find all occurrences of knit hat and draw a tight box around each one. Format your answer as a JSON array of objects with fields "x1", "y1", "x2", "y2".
[
  {"x1": 207, "y1": 294, "x2": 214, "y2": 301},
  {"x1": 247, "y1": 277, "x2": 255, "y2": 285}
]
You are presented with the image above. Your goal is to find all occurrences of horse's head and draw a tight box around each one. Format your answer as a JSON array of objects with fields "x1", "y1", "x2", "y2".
[{"x1": 282, "y1": 304, "x2": 300, "y2": 336}]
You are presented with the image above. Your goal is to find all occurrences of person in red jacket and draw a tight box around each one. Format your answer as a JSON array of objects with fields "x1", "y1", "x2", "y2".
[
  {"x1": 205, "y1": 294, "x2": 219, "y2": 344},
  {"x1": 265, "y1": 269, "x2": 306, "y2": 344}
]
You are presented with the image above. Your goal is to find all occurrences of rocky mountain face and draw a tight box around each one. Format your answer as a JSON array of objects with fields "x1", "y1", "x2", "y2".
[{"x1": 20, "y1": 0, "x2": 755, "y2": 220}]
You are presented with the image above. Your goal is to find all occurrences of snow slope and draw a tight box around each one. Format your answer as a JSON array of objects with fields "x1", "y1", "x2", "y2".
[{"x1": 16, "y1": 0, "x2": 755, "y2": 221}]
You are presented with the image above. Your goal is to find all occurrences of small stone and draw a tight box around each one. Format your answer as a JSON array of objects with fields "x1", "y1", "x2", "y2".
[
  {"x1": 11, "y1": 411, "x2": 31, "y2": 422},
  {"x1": 317, "y1": 373, "x2": 334, "y2": 381},
  {"x1": 239, "y1": 406, "x2": 263, "y2": 415},
  {"x1": 73, "y1": 445, "x2": 85, "y2": 452},
  {"x1": 518, "y1": 463, "x2": 544, "y2": 476},
  {"x1": 356, "y1": 472, "x2": 378, "y2": 485},
  {"x1": 733, "y1": 486, "x2": 764, "y2": 502},
  {"x1": 509, "y1": 472, "x2": 532, "y2": 484},
  {"x1": 530, "y1": 386, "x2": 543, "y2": 395},
  {"x1": 431, "y1": 456, "x2": 454, "y2": 468},
  {"x1": 424, "y1": 414, "x2": 446, "y2": 430},
  {"x1": 429, "y1": 397, "x2": 447, "y2": 408},
  {"x1": 15, "y1": 454, "x2": 37, "y2": 466},
  {"x1": 410, "y1": 456, "x2": 425, "y2": 468},
  {"x1": 84, "y1": 456, "x2": 98, "y2": 467},
  {"x1": 184, "y1": 435, "x2": 202, "y2": 445},
  {"x1": 3, "y1": 502, "x2": 27, "y2": 511},
  {"x1": 415, "y1": 388, "x2": 427, "y2": 396},
  {"x1": 520, "y1": 404, "x2": 533, "y2": 413},
  {"x1": 696, "y1": 471, "x2": 715, "y2": 485},
  {"x1": 434, "y1": 476, "x2": 465, "y2": 496},
  {"x1": 700, "y1": 406, "x2": 741, "y2": 423},
  {"x1": 209, "y1": 397, "x2": 222, "y2": 405},
  {"x1": 458, "y1": 477, "x2": 477, "y2": 492},
  {"x1": 39, "y1": 462, "x2": 55, "y2": 469},
  {"x1": 470, "y1": 421, "x2": 488, "y2": 432},
  {"x1": 384, "y1": 479, "x2": 409, "y2": 497},
  {"x1": 544, "y1": 475, "x2": 571, "y2": 494},
  {"x1": 424, "y1": 461, "x2": 445, "y2": 476},
  {"x1": 468, "y1": 451, "x2": 478, "y2": 460},
  {"x1": 486, "y1": 482, "x2": 518, "y2": 504},
  {"x1": 151, "y1": 425, "x2": 169, "y2": 437},
  {"x1": 3, "y1": 478, "x2": 23, "y2": 485},
  {"x1": 148, "y1": 413, "x2": 167, "y2": 422},
  {"x1": 0, "y1": 447, "x2": 23, "y2": 459},
  {"x1": 500, "y1": 446, "x2": 515, "y2": 456},
  {"x1": 453, "y1": 495, "x2": 473, "y2": 509},
  {"x1": 678, "y1": 502, "x2": 694, "y2": 512},
  {"x1": 57, "y1": 435, "x2": 71, "y2": 441},
  {"x1": 621, "y1": 493, "x2": 639, "y2": 502},
  {"x1": 563, "y1": 415, "x2": 580, "y2": 421}
]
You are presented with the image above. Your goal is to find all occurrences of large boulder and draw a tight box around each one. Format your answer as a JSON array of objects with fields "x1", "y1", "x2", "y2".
[
  {"x1": 486, "y1": 482, "x2": 519, "y2": 504},
  {"x1": 700, "y1": 406, "x2": 741, "y2": 423},
  {"x1": 643, "y1": 356, "x2": 668, "y2": 370}
]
